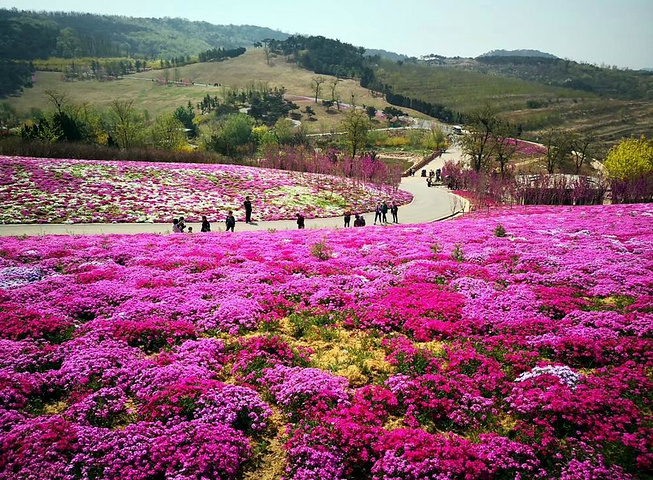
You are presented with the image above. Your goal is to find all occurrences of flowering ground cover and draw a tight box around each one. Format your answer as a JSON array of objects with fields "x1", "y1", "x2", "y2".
[
  {"x1": 509, "y1": 138, "x2": 547, "y2": 158},
  {"x1": 0, "y1": 156, "x2": 411, "y2": 224},
  {"x1": 0, "y1": 204, "x2": 651, "y2": 479}
]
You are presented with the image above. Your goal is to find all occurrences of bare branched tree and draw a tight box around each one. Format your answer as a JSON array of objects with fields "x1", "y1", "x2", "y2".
[{"x1": 310, "y1": 76, "x2": 325, "y2": 103}]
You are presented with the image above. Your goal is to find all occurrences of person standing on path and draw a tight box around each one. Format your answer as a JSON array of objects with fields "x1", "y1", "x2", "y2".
[
  {"x1": 344, "y1": 210, "x2": 351, "y2": 228},
  {"x1": 201, "y1": 215, "x2": 211, "y2": 232},
  {"x1": 391, "y1": 202, "x2": 398, "y2": 223},
  {"x1": 225, "y1": 210, "x2": 235, "y2": 232},
  {"x1": 374, "y1": 203, "x2": 382, "y2": 225},
  {"x1": 178, "y1": 216, "x2": 186, "y2": 232},
  {"x1": 244, "y1": 196, "x2": 252, "y2": 224},
  {"x1": 296, "y1": 213, "x2": 305, "y2": 229},
  {"x1": 381, "y1": 201, "x2": 389, "y2": 224},
  {"x1": 172, "y1": 218, "x2": 181, "y2": 233}
]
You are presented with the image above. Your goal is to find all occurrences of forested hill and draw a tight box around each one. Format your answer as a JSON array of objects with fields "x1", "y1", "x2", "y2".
[
  {"x1": 478, "y1": 49, "x2": 558, "y2": 59},
  {"x1": 0, "y1": 9, "x2": 289, "y2": 60}
]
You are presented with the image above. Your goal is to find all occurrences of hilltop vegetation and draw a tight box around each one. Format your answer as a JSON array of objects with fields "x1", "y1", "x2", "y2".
[
  {"x1": 479, "y1": 49, "x2": 558, "y2": 59},
  {"x1": 473, "y1": 56, "x2": 653, "y2": 100},
  {"x1": 0, "y1": 9, "x2": 287, "y2": 60}
]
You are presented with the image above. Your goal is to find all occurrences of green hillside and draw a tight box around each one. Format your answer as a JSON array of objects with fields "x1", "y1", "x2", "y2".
[
  {"x1": 373, "y1": 59, "x2": 653, "y2": 150},
  {"x1": 3, "y1": 49, "x2": 429, "y2": 133},
  {"x1": 374, "y1": 59, "x2": 592, "y2": 114},
  {"x1": 472, "y1": 56, "x2": 653, "y2": 100},
  {"x1": 0, "y1": 9, "x2": 288, "y2": 60}
]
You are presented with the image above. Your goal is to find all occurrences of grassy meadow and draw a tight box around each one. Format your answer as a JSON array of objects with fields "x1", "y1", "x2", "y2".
[
  {"x1": 375, "y1": 60, "x2": 594, "y2": 113},
  {"x1": 6, "y1": 50, "x2": 425, "y2": 133}
]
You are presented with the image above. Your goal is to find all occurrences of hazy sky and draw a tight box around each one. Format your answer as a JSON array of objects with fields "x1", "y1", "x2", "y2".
[{"x1": 1, "y1": 0, "x2": 652, "y2": 69}]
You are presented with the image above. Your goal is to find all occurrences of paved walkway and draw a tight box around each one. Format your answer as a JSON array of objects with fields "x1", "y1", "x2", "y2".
[{"x1": 0, "y1": 147, "x2": 468, "y2": 237}]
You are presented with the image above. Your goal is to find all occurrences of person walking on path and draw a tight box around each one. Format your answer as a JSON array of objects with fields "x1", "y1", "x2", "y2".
[
  {"x1": 391, "y1": 202, "x2": 398, "y2": 223},
  {"x1": 225, "y1": 210, "x2": 235, "y2": 232},
  {"x1": 374, "y1": 203, "x2": 382, "y2": 225},
  {"x1": 381, "y1": 201, "x2": 389, "y2": 224},
  {"x1": 344, "y1": 210, "x2": 351, "y2": 228},
  {"x1": 244, "y1": 196, "x2": 252, "y2": 224},
  {"x1": 200, "y1": 215, "x2": 211, "y2": 232},
  {"x1": 178, "y1": 216, "x2": 186, "y2": 232},
  {"x1": 172, "y1": 218, "x2": 182, "y2": 233},
  {"x1": 296, "y1": 213, "x2": 305, "y2": 229}
]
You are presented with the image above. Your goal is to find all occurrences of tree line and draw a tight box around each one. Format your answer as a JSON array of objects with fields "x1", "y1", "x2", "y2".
[
  {"x1": 11, "y1": 84, "x2": 301, "y2": 159},
  {"x1": 265, "y1": 35, "x2": 370, "y2": 80},
  {"x1": 198, "y1": 47, "x2": 246, "y2": 63}
]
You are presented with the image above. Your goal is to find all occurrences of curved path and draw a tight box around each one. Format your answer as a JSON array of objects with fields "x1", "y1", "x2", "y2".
[{"x1": 0, "y1": 147, "x2": 468, "y2": 237}]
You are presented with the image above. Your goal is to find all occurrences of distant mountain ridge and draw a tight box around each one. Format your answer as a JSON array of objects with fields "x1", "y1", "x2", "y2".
[{"x1": 479, "y1": 49, "x2": 559, "y2": 59}]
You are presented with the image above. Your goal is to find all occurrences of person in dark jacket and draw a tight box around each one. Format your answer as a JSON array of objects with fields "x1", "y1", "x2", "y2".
[
  {"x1": 178, "y1": 216, "x2": 186, "y2": 232},
  {"x1": 374, "y1": 203, "x2": 382, "y2": 225},
  {"x1": 225, "y1": 210, "x2": 235, "y2": 232},
  {"x1": 381, "y1": 201, "x2": 389, "y2": 224},
  {"x1": 244, "y1": 196, "x2": 252, "y2": 223},
  {"x1": 296, "y1": 213, "x2": 305, "y2": 229},
  {"x1": 344, "y1": 210, "x2": 351, "y2": 227},
  {"x1": 391, "y1": 202, "x2": 399, "y2": 223},
  {"x1": 201, "y1": 215, "x2": 211, "y2": 232}
]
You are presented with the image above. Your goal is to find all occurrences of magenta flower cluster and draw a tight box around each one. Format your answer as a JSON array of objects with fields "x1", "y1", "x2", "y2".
[{"x1": 0, "y1": 203, "x2": 651, "y2": 479}]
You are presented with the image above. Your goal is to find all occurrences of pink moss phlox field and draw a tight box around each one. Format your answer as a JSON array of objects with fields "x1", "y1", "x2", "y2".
[
  {"x1": 507, "y1": 138, "x2": 547, "y2": 157},
  {"x1": 0, "y1": 156, "x2": 412, "y2": 224},
  {"x1": 0, "y1": 204, "x2": 652, "y2": 479}
]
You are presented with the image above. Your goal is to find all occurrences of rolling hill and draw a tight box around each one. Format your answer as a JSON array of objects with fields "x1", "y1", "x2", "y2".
[
  {"x1": 3, "y1": 49, "x2": 430, "y2": 133},
  {"x1": 478, "y1": 49, "x2": 558, "y2": 59},
  {"x1": 0, "y1": 9, "x2": 288, "y2": 60}
]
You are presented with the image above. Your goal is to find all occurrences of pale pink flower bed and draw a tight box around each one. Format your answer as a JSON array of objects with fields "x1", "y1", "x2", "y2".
[{"x1": 0, "y1": 156, "x2": 411, "y2": 224}]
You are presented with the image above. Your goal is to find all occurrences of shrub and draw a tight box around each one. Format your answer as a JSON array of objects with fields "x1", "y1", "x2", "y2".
[
  {"x1": 494, "y1": 223, "x2": 507, "y2": 237},
  {"x1": 310, "y1": 238, "x2": 333, "y2": 260}
]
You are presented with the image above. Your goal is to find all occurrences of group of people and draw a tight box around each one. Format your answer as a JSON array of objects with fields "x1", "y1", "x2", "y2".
[
  {"x1": 172, "y1": 196, "x2": 401, "y2": 234},
  {"x1": 426, "y1": 168, "x2": 442, "y2": 187},
  {"x1": 373, "y1": 201, "x2": 399, "y2": 225},
  {"x1": 172, "y1": 216, "x2": 192, "y2": 233},
  {"x1": 343, "y1": 211, "x2": 366, "y2": 227},
  {"x1": 172, "y1": 215, "x2": 212, "y2": 233}
]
